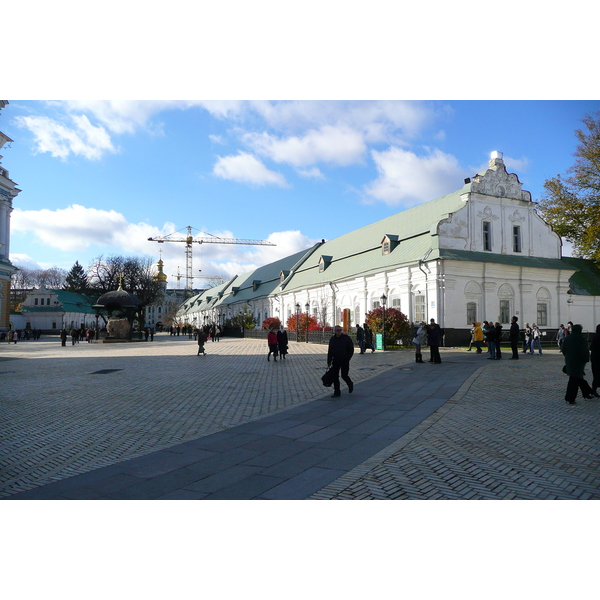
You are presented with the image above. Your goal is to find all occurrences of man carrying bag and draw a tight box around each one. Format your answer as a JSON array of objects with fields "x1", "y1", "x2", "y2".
[{"x1": 326, "y1": 326, "x2": 354, "y2": 398}]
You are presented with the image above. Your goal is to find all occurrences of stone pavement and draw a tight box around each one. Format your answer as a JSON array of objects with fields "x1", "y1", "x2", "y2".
[{"x1": 1, "y1": 334, "x2": 599, "y2": 500}]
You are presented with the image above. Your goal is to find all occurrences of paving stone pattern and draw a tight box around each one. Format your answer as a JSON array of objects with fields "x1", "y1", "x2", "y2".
[
  {"x1": 310, "y1": 355, "x2": 600, "y2": 500},
  {"x1": 2, "y1": 335, "x2": 599, "y2": 500},
  {"x1": 0, "y1": 335, "x2": 413, "y2": 498}
]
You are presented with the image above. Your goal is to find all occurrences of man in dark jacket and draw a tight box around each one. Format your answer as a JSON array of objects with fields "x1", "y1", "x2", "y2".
[
  {"x1": 327, "y1": 326, "x2": 354, "y2": 398},
  {"x1": 561, "y1": 323, "x2": 593, "y2": 404},
  {"x1": 427, "y1": 319, "x2": 442, "y2": 364},
  {"x1": 509, "y1": 316, "x2": 520, "y2": 360}
]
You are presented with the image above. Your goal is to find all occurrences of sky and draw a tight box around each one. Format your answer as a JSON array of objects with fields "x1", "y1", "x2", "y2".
[{"x1": 3, "y1": 99, "x2": 599, "y2": 288}]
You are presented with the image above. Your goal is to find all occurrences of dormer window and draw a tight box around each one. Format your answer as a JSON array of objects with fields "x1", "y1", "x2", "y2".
[
  {"x1": 231, "y1": 287, "x2": 240, "y2": 296},
  {"x1": 319, "y1": 256, "x2": 333, "y2": 273},
  {"x1": 252, "y1": 280, "x2": 261, "y2": 292},
  {"x1": 381, "y1": 235, "x2": 399, "y2": 255},
  {"x1": 280, "y1": 270, "x2": 289, "y2": 284}
]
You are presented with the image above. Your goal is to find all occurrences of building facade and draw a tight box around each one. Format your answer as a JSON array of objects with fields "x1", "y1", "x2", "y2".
[
  {"x1": 12, "y1": 287, "x2": 99, "y2": 332},
  {"x1": 0, "y1": 101, "x2": 21, "y2": 331},
  {"x1": 177, "y1": 152, "x2": 600, "y2": 340}
]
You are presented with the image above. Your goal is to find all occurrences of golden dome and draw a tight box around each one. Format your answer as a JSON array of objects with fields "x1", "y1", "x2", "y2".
[{"x1": 154, "y1": 259, "x2": 168, "y2": 282}]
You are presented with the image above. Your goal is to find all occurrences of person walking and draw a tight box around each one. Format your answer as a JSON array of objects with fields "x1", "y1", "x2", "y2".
[
  {"x1": 556, "y1": 324, "x2": 567, "y2": 351},
  {"x1": 356, "y1": 324, "x2": 365, "y2": 354},
  {"x1": 197, "y1": 329, "x2": 208, "y2": 355},
  {"x1": 530, "y1": 324, "x2": 543, "y2": 355},
  {"x1": 472, "y1": 321, "x2": 484, "y2": 353},
  {"x1": 561, "y1": 323, "x2": 594, "y2": 404},
  {"x1": 412, "y1": 321, "x2": 427, "y2": 363},
  {"x1": 327, "y1": 326, "x2": 354, "y2": 397},
  {"x1": 214, "y1": 325, "x2": 221, "y2": 342},
  {"x1": 590, "y1": 324, "x2": 600, "y2": 397},
  {"x1": 364, "y1": 323, "x2": 375, "y2": 353},
  {"x1": 484, "y1": 320, "x2": 496, "y2": 360},
  {"x1": 427, "y1": 318, "x2": 442, "y2": 364},
  {"x1": 523, "y1": 323, "x2": 532, "y2": 353},
  {"x1": 277, "y1": 326, "x2": 289, "y2": 360},
  {"x1": 267, "y1": 329, "x2": 278, "y2": 362},
  {"x1": 467, "y1": 323, "x2": 475, "y2": 351},
  {"x1": 60, "y1": 328, "x2": 67, "y2": 347},
  {"x1": 509, "y1": 316, "x2": 520, "y2": 359},
  {"x1": 495, "y1": 322, "x2": 503, "y2": 359}
]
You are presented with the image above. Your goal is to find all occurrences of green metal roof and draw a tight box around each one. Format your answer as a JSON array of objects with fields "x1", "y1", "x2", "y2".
[{"x1": 280, "y1": 186, "x2": 469, "y2": 292}]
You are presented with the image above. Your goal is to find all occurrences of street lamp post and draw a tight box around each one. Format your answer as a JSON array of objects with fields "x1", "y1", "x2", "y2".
[
  {"x1": 305, "y1": 302, "x2": 310, "y2": 343},
  {"x1": 295, "y1": 303, "x2": 300, "y2": 341},
  {"x1": 380, "y1": 293, "x2": 387, "y2": 352}
]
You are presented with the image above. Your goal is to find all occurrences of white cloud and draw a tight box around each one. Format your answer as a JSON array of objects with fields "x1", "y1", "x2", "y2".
[
  {"x1": 208, "y1": 134, "x2": 226, "y2": 145},
  {"x1": 297, "y1": 167, "x2": 325, "y2": 179},
  {"x1": 11, "y1": 205, "x2": 173, "y2": 255},
  {"x1": 11, "y1": 204, "x2": 319, "y2": 287},
  {"x1": 213, "y1": 152, "x2": 288, "y2": 187},
  {"x1": 9, "y1": 253, "x2": 43, "y2": 269},
  {"x1": 503, "y1": 155, "x2": 530, "y2": 172},
  {"x1": 55, "y1": 100, "x2": 198, "y2": 134},
  {"x1": 365, "y1": 147, "x2": 465, "y2": 206},
  {"x1": 243, "y1": 125, "x2": 367, "y2": 167},
  {"x1": 14, "y1": 114, "x2": 116, "y2": 160}
]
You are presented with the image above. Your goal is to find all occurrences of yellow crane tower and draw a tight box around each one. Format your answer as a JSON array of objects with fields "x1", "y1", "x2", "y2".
[{"x1": 149, "y1": 225, "x2": 275, "y2": 297}]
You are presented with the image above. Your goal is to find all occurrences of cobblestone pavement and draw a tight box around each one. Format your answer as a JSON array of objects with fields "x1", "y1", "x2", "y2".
[
  {"x1": 2, "y1": 335, "x2": 599, "y2": 500},
  {"x1": 310, "y1": 352, "x2": 600, "y2": 500},
  {"x1": 0, "y1": 334, "x2": 410, "y2": 498}
]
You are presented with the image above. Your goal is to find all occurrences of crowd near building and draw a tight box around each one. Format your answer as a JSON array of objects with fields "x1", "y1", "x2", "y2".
[{"x1": 176, "y1": 152, "x2": 600, "y2": 344}]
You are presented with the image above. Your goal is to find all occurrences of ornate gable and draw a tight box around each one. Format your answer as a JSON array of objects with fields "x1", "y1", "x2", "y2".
[{"x1": 470, "y1": 152, "x2": 531, "y2": 202}]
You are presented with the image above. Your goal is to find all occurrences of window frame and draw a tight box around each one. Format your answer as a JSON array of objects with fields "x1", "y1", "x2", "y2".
[
  {"x1": 466, "y1": 302, "x2": 477, "y2": 325},
  {"x1": 483, "y1": 221, "x2": 492, "y2": 251},
  {"x1": 512, "y1": 225, "x2": 522, "y2": 253}
]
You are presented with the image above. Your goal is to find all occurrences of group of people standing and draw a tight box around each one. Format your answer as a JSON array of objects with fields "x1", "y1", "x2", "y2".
[
  {"x1": 467, "y1": 317, "x2": 538, "y2": 360},
  {"x1": 355, "y1": 323, "x2": 376, "y2": 354},
  {"x1": 266, "y1": 326, "x2": 289, "y2": 362},
  {"x1": 412, "y1": 319, "x2": 443, "y2": 364}
]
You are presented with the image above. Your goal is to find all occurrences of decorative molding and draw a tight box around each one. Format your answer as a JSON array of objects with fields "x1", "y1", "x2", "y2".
[
  {"x1": 477, "y1": 206, "x2": 499, "y2": 221},
  {"x1": 508, "y1": 209, "x2": 526, "y2": 223},
  {"x1": 471, "y1": 160, "x2": 532, "y2": 202}
]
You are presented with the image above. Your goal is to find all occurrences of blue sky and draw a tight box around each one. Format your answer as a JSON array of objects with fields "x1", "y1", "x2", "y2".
[
  {"x1": 3, "y1": 3, "x2": 598, "y2": 290},
  {"x1": 3, "y1": 100, "x2": 599, "y2": 285}
]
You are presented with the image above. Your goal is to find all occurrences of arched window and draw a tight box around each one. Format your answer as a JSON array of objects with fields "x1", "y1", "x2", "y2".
[{"x1": 536, "y1": 287, "x2": 551, "y2": 326}]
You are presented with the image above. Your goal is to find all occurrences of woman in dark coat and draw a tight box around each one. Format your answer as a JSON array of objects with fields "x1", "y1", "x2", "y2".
[
  {"x1": 561, "y1": 323, "x2": 594, "y2": 404},
  {"x1": 590, "y1": 324, "x2": 600, "y2": 397},
  {"x1": 267, "y1": 329, "x2": 278, "y2": 362},
  {"x1": 276, "y1": 326, "x2": 289, "y2": 360}
]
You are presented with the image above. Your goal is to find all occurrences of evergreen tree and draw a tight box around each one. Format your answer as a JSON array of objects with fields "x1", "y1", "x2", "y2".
[
  {"x1": 64, "y1": 261, "x2": 90, "y2": 295},
  {"x1": 538, "y1": 111, "x2": 600, "y2": 263}
]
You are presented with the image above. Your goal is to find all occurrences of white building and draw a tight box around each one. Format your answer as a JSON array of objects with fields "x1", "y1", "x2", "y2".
[
  {"x1": 0, "y1": 101, "x2": 21, "y2": 331},
  {"x1": 14, "y1": 287, "x2": 98, "y2": 332},
  {"x1": 177, "y1": 152, "x2": 600, "y2": 341}
]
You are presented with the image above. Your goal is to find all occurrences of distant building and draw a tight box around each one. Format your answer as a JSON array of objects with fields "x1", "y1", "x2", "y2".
[
  {"x1": 0, "y1": 101, "x2": 21, "y2": 331},
  {"x1": 143, "y1": 257, "x2": 193, "y2": 329},
  {"x1": 13, "y1": 287, "x2": 98, "y2": 332}
]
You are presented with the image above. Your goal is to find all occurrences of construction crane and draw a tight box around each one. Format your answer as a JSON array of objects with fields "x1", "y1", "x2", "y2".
[
  {"x1": 171, "y1": 267, "x2": 183, "y2": 289},
  {"x1": 148, "y1": 225, "x2": 275, "y2": 297}
]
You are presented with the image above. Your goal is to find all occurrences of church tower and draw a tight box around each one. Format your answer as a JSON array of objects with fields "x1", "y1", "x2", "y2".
[{"x1": 153, "y1": 252, "x2": 168, "y2": 290}]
